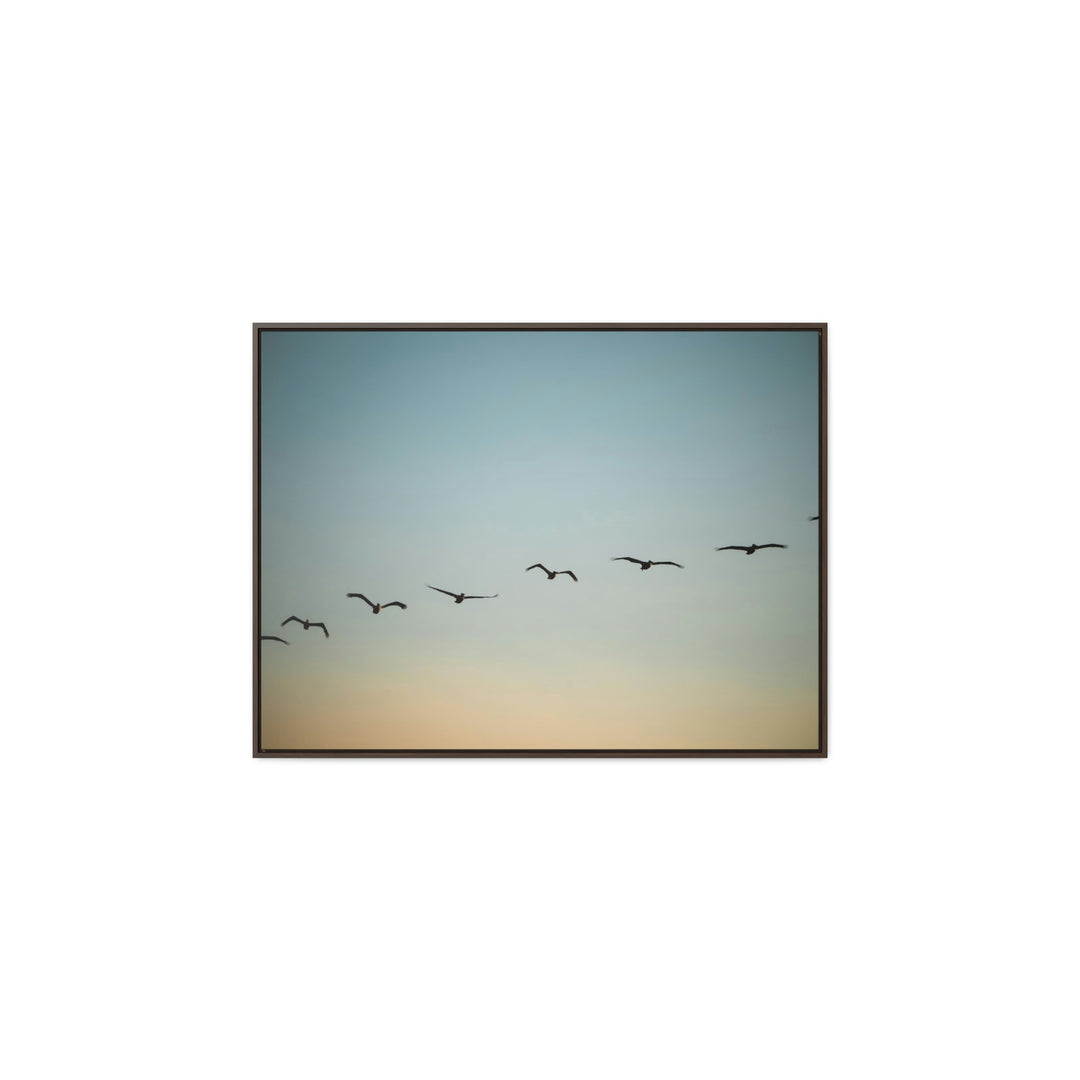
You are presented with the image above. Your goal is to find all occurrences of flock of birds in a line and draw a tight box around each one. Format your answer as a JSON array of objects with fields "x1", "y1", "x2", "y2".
[{"x1": 260, "y1": 517, "x2": 819, "y2": 644}]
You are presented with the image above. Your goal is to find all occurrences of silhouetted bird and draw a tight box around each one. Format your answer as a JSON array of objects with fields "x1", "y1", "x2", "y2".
[
  {"x1": 281, "y1": 616, "x2": 329, "y2": 637},
  {"x1": 427, "y1": 586, "x2": 498, "y2": 604},
  {"x1": 526, "y1": 563, "x2": 578, "y2": 582},
  {"x1": 809, "y1": 516, "x2": 819, "y2": 522},
  {"x1": 347, "y1": 593, "x2": 407, "y2": 614},
  {"x1": 715, "y1": 544, "x2": 787, "y2": 555},
  {"x1": 612, "y1": 557, "x2": 684, "y2": 570},
  {"x1": 260, "y1": 635, "x2": 289, "y2": 645}
]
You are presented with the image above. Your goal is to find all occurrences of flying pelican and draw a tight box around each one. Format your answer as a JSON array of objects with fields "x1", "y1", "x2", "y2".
[
  {"x1": 526, "y1": 564, "x2": 578, "y2": 581},
  {"x1": 612, "y1": 557, "x2": 684, "y2": 570},
  {"x1": 347, "y1": 593, "x2": 407, "y2": 614},
  {"x1": 260, "y1": 635, "x2": 289, "y2": 645},
  {"x1": 426, "y1": 586, "x2": 498, "y2": 604},
  {"x1": 281, "y1": 616, "x2": 329, "y2": 637},
  {"x1": 715, "y1": 544, "x2": 788, "y2": 555}
]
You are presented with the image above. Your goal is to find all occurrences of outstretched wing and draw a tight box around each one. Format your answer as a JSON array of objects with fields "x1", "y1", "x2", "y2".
[
  {"x1": 463, "y1": 594, "x2": 498, "y2": 600},
  {"x1": 715, "y1": 546, "x2": 750, "y2": 552},
  {"x1": 427, "y1": 585, "x2": 457, "y2": 597},
  {"x1": 525, "y1": 564, "x2": 549, "y2": 574},
  {"x1": 613, "y1": 556, "x2": 645, "y2": 565},
  {"x1": 558, "y1": 570, "x2": 578, "y2": 582},
  {"x1": 383, "y1": 602, "x2": 407, "y2": 610},
  {"x1": 261, "y1": 635, "x2": 289, "y2": 644},
  {"x1": 757, "y1": 544, "x2": 788, "y2": 550},
  {"x1": 281, "y1": 615, "x2": 302, "y2": 626},
  {"x1": 347, "y1": 592, "x2": 376, "y2": 609},
  {"x1": 653, "y1": 561, "x2": 684, "y2": 568},
  {"x1": 308, "y1": 621, "x2": 329, "y2": 638},
  {"x1": 808, "y1": 516, "x2": 819, "y2": 521}
]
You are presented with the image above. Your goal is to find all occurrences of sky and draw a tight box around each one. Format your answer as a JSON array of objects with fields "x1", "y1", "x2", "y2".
[{"x1": 258, "y1": 328, "x2": 821, "y2": 750}]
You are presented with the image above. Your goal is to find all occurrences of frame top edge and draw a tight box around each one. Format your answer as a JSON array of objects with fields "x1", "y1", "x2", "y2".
[{"x1": 253, "y1": 322, "x2": 828, "y2": 331}]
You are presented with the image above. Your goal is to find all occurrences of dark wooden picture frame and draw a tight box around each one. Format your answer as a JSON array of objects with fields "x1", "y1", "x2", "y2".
[{"x1": 254, "y1": 323, "x2": 827, "y2": 757}]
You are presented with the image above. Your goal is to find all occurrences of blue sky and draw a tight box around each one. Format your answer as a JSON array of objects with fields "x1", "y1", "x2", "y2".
[{"x1": 259, "y1": 329, "x2": 820, "y2": 749}]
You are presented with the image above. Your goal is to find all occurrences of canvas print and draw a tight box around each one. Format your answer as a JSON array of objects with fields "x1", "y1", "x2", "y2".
[{"x1": 254, "y1": 324, "x2": 826, "y2": 755}]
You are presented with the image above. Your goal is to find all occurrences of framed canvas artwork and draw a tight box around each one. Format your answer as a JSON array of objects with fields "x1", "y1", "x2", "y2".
[{"x1": 254, "y1": 324, "x2": 826, "y2": 756}]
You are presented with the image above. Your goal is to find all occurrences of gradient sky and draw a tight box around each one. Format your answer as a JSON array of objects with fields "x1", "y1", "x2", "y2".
[{"x1": 259, "y1": 329, "x2": 820, "y2": 749}]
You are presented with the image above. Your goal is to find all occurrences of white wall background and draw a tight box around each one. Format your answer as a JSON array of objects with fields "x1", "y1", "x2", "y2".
[{"x1": 3, "y1": 2, "x2": 1076, "y2": 1077}]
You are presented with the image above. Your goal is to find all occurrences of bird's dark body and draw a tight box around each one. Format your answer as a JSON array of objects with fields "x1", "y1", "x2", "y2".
[
  {"x1": 427, "y1": 585, "x2": 498, "y2": 604},
  {"x1": 281, "y1": 616, "x2": 329, "y2": 638},
  {"x1": 347, "y1": 593, "x2": 407, "y2": 614},
  {"x1": 714, "y1": 543, "x2": 787, "y2": 556},
  {"x1": 526, "y1": 564, "x2": 578, "y2": 582}
]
